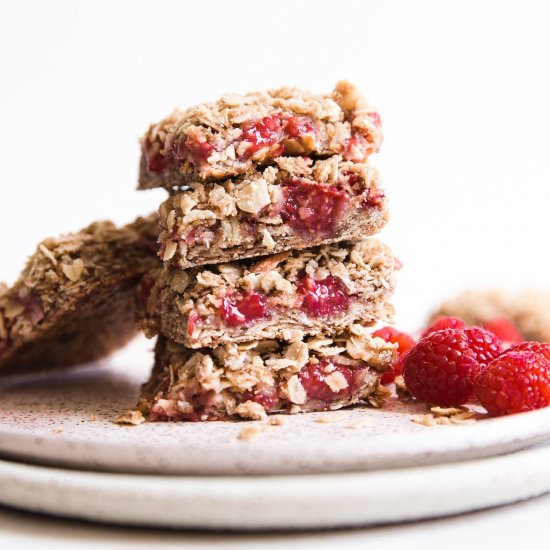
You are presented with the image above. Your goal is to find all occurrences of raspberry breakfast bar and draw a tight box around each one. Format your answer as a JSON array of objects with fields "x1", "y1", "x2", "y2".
[
  {"x1": 0, "y1": 215, "x2": 159, "y2": 372},
  {"x1": 135, "y1": 326, "x2": 396, "y2": 422},
  {"x1": 140, "y1": 239, "x2": 395, "y2": 348},
  {"x1": 434, "y1": 290, "x2": 550, "y2": 343},
  {"x1": 158, "y1": 156, "x2": 387, "y2": 269},
  {"x1": 139, "y1": 81, "x2": 382, "y2": 190}
]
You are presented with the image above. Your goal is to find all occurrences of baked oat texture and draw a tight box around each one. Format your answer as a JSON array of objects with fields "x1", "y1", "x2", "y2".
[
  {"x1": 0, "y1": 215, "x2": 160, "y2": 373},
  {"x1": 433, "y1": 289, "x2": 550, "y2": 343},
  {"x1": 134, "y1": 326, "x2": 396, "y2": 422},
  {"x1": 158, "y1": 156, "x2": 388, "y2": 269},
  {"x1": 138, "y1": 81, "x2": 383, "y2": 190},
  {"x1": 141, "y1": 239, "x2": 395, "y2": 348}
]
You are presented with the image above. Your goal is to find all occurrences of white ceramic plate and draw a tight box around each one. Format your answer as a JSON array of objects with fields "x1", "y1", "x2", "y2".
[
  {"x1": 1, "y1": 337, "x2": 550, "y2": 476},
  {"x1": 1, "y1": 445, "x2": 550, "y2": 530}
]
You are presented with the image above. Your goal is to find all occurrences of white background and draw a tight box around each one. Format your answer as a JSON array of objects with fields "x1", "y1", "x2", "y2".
[
  {"x1": 2, "y1": 0, "x2": 550, "y2": 331},
  {"x1": 1, "y1": 0, "x2": 550, "y2": 547}
]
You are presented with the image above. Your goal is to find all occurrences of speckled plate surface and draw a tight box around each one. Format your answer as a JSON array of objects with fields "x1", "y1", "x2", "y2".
[{"x1": 1, "y1": 337, "x2": 550, "y2": 476}]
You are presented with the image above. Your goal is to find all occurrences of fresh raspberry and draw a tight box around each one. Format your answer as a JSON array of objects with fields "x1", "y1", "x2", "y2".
[
  {"x1": 475, "y1": 351, "x2": 550, "y2": 416},
  {"x1": 463, "y1": 327, "x2": 502, "y2": 367},
  {"x1": 504, "y1": 341, "x2": 550, "y2": 362},
  {"x1": 422, "y1": 316, "x2": 467, "y2": 337},
  {"x1": 372, "y1": 326, "x2": 416, "y2": 384},
  {"x1": 403, "y1": 329, "x2": 480, "y2": 406},
  {"x1": 481, "y1": 317, "x2": 523, "y2": 345}
]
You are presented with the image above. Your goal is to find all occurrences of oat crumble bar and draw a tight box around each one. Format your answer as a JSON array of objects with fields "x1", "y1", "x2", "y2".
[
  {"x1": 135, "y1": 326, "x2": 396, "y2": 422},
  {"x1": 158, "y1": 156, "x2": 387, "y2": 269},
  {"x1": 0, "y1": 215, "x2": 160, "y2": 372},
  {"x1": 138, "y1": 81, "x2": 382, "y2": 190},
  {"x1": 140, "y1": 239, "x2": 395, "y2": 348},
  {"x1": 433, "y1": 290, "x2": 550, "y2": 343}
]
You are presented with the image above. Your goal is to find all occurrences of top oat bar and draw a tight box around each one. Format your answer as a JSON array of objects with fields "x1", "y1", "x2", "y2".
[{"x1": 138, "y1": 81, "x2": 382, "y2": 191}]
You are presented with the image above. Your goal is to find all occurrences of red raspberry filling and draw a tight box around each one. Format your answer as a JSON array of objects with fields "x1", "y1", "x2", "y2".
[
  {"x1": 285, "y1": 115, "x2": 316, "y2": 138},
  {"x1": 239, "y1": 114, "x2": 286, "y2": 158},
  {"x1": 186, "y1": 310, "x2": 201, "y2": 337},
  {"x1": 173, "y1": 134, "x2": 214, "y2": 166},
  {"x1": 143, "y1": 137, "x2": 169, "y2": 173},
  {"x1": 367, "y1": 111, "x2": 382, "y2": 128},
  {"x1": 344, "y1": 132, "x2": 370, "y2": 162},
  {"x1": 183, "y1": 222, "x2": 220, "y2": 246},
  {"x1": 219, "y1": 290, "x2": 270, "y2": 327},
  {"x1": 280, "y1": 178, "x2": 348, "y2": 236},
  {"x1": 238, "y1": 386, "x2": 279, "y2": 411},
  {"x1": 298, "y1": 358, "x2": 361, "y2": 402},
  {"x1": 296, "y1": 273, "x2": 350, "y2": 318},
  {"x1": 136, "y1": 273, "x2": 156, "y2": 312},
  {"x1": 239, "y1": 114, "x2": 317, "y2": 159}
]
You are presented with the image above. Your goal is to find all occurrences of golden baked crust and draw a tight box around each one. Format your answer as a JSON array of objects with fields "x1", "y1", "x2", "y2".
[{"x1": 0, "y1": 215, "x2": 160, "y2": 373}]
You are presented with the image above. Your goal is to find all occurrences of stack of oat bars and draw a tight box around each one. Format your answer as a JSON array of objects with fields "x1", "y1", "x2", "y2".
[{"x1": 135, "y1": 82, "x2": 398, "y2": 422}]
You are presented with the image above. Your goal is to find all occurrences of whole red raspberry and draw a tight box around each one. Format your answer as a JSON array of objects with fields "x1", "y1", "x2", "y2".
[
  {"x1": 372, "y1": 326, "x2": 416, "y2": 384},
  {"x1": 403, "y1": 329, "x2": 480, "y2": 406},
  {"x1": 422, "y1": 316, "x2": 467, "y2": 337},
  {"x1": 482, "y1": 317, "x2": 523, "y2": 345},
  {"x1": 505, "y1": 341, "x2": 550, "y2": 362},
  {"x1": 463, "y1": 327, "x2": 502, "y2": 367},
  {"x1": 475, "y1": 351, "x2": 550, "y2": 416}
]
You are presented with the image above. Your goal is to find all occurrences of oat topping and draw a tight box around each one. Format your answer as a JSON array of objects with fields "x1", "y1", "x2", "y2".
[{"x1": 139, "y1": 81, "x2": 383, "y2": 190}]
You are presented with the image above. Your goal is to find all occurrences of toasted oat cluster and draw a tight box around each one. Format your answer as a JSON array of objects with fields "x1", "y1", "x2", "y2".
[
  {"x1": 138, "y1": 81, "x2": 382, "y2": 190},
  {"x1": 433, "y1": 290, "x2": 550, "y2": 343},
  {"x1": 0, "y1": 215, "x2": 160, "y2": 372},
  {"x1": 136, "y1": 326, "x2": 396, "y2": 422},
  {"x1": 158, "y1": 156, "x2": 387, "y2": 268},
  {"x1": 140, "y1": 239, "x2": 395, "y2": 348}
]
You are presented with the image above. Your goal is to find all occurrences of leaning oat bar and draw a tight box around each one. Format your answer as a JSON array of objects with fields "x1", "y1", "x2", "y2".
[
  {"x1": 158, "y1": 156, "x2": 387, "y2": 269},
  {"x1": 139, "y1": 81, "x2": 382, "y2": 190},
  {"x1": 0, "y1": 215, "x2": 159, "y2": 373},
  {"x1": 140, "y1": 239, "x2": 395, "y2": 348},
  {"x1": 433, "y1": 289, "x2": 550, "y2": 343},
  {"x1": 135, "y1": 326, "x2": 396, "y2": 422}
]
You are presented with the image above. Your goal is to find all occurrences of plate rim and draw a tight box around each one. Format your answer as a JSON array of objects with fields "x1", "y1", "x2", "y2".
[
  {"x1": 1, "y1": 405, "x2": 550, "y2": 475},
  {"x1": 1, "y1": 445, "x2": 550, "y2": 530}
]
